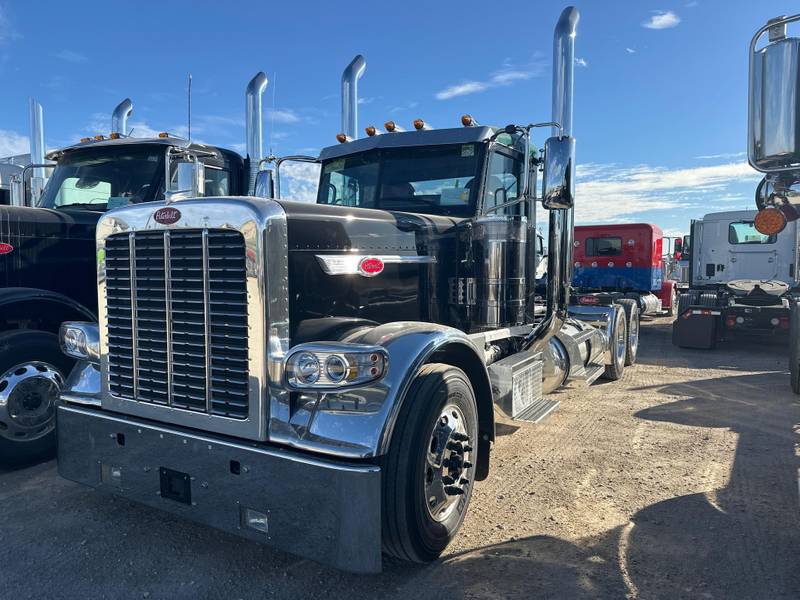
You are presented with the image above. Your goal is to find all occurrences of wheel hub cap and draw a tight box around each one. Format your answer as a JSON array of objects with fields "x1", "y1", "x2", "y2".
[
  {"x1": 0, "y1": 362, "x2": 63, "y2": 442},
  {"x1": 424, "y1": 404, "x2": 473, "y2": 522}
]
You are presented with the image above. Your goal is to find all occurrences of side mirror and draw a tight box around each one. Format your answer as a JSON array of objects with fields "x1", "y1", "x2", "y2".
[
  {"x1": 10, "y1": 175, "x2": 26, "y2": 207},
  {"x1": 166, "y1": 159, "x2": 205, "y2": 201},
  {"x1": 542, "y1": 136, "x2": 575, "y2": 210},
  {"x1": 255, "y1": 169, "x2": 275, "y2": 199}
]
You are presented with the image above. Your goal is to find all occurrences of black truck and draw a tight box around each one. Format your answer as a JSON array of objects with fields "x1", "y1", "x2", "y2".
[
  {"x1": 0, "y1": 75, "x2": 267, "y2": 465},
  {"x1": 56, "y1": 7, "x2": 641, "y2": 572}
]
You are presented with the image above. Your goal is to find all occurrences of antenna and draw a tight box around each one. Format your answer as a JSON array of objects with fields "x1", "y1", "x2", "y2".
[
  {"x1": 187, "y1": 74, "x2": 193, "y2": 141},
  {"x1": 269, "y1": 71, "x2": 276, "y2": 157}
]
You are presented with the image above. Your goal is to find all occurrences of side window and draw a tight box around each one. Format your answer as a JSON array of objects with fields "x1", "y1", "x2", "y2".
[
  {"x1": 204, "y1": 168, "x2": 230, "y2": 196},
  {"x1": 728, "y1": 221, "x2": 776, "y2": 245},
  {"x1": 484, "y1": 151, "x2": 521, "y2": 215},
  {"x1": 325, "y1": 171, "x2": 363, "y2": 207}
]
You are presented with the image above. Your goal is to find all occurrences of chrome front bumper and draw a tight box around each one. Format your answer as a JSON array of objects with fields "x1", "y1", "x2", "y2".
[{"x1": 56, "y1": 404, "x2": 382, "y2": 573}]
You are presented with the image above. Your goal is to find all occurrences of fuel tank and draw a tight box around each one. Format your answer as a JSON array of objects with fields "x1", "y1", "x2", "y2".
[{"x1": 0, "y1": 206, "x2": 101, "y2": 311}]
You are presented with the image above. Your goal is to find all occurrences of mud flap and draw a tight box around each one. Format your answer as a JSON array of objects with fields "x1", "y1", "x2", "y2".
[{"x1": 673, "y1": 309, "x2": 719, "y2": 349}]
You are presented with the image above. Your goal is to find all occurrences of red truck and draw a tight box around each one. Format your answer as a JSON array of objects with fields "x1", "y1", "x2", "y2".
[{"x1": 572, "y1": 223, "x2": 678, "y2": 316}]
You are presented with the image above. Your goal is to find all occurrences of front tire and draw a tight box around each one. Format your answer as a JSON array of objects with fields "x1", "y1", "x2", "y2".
[
  {"x1": 666, "y1": 287, "x2": 678, "y2": 317},
  {"x1": 382, "y1": 363, "x2": 478, "y2": 562},
  {"x1": 0, "y1": 330, "x2": 73, "y2": 467}
]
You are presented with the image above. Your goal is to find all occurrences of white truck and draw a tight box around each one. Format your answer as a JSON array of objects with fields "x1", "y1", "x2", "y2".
[{"x1": 672, "y1": 210, "x2": 797, "y2": 352}]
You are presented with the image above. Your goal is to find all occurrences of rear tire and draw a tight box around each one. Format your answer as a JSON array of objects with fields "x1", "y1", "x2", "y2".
[
  {"x1": 382, "y1": 363, "x2": 478, "y2": 562},
  {"x1": 601, "y1": 306, "x2": 627, "y2": 381},
  {"x1": 666, "y1": 287, "x2": 678, "y2": 317},
  {"x1": 0, "y1": 330, "x2": 73, "y2": 468},
  {"x1": 616, "y1": 299, "x2": 640, "y2": 366},
  {"x1": 790, "y1": 301, "x2": 800, "y2": 395}
]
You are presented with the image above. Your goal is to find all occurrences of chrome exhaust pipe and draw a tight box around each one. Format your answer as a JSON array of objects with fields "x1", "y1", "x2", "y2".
[
  {"x1": 245, "y1": 72, "x2": 268, "y2": 195},
  {"x1": 341, "y1": 55, "x2": 366, "y2": 140},
  {"x1": 111, "y1": 98, "x2": 133, "y2": 136},
  {"x1": 525, "y1": 6, "x2": 579, "y2": 353},
  {"x1": 28, "y1": 98, "x2": 46, "y2": 204}
]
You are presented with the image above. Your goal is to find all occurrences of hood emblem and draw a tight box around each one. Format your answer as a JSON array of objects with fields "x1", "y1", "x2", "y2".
[
  {"x1": 0, "y1": 242, "x2": 13, "y2": 255},
  {"x1": 154, "y1": 207, "x2": 181, "y2": 225}
]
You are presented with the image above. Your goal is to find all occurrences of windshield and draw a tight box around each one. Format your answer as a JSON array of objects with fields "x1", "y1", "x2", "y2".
[
  {"x1": 38, "y1": 146, "x2": 164, "y2": 210},
  {"x1": 317, "y1": 144, "x2": 483, "y2": 217}
]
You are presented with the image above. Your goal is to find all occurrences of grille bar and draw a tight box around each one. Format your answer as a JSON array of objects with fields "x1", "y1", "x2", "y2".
[{"x1": 106, "y1": 229, "x2": 250, "y2": 419}]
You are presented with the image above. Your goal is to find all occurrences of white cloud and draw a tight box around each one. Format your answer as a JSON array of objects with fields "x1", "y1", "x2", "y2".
[
  {"x1": 390, "y1": 101, "x2": 419, "y2": 114},
  {"x1": 685, "y1": 1, "x2": 698, "y2": 7},
  {"x1": 435, "y1": 57, "x2": 544, "y2": 100},
  {"x1": 575, "y1": 57, "x2": 588, "y2": 68},
  {"x1": 54, "y1": 49, "x2": 88, "y2": 63},
  {"x1": 0, "y1": 5, "x2": 20, "y2": 43},
  {"x1": 625, "y1": 47, "x2": 636, "y2": 54},
  {"x1": 268, "y1": 109, "x2": 301, "y2": 124},
  {"x1": 694, "y1": 151, "x2": 746, "y2": 160},
  {"x1": 575, "y1": 161, "x2": 760, "y2": 222},
  {"x1": 436, "y1": 81, "x2": 488, "y2": 100},
  {"x1": 281, "y1": 161, "x2": 320, "y2": 202},
  {"x1": 0, "y1": 129, "x2": 29, "y2": 155},
  {"x1": 642, "y1": 11, "x2": 680, "y2": 30}
]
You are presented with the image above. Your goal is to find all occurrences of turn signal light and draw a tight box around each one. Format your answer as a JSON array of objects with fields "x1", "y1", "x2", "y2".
[
  {"x1": 93, "y1": 135, "x2": 105, "y2": 141},
  {"x1": 109, "y1": 132, "x2": 121, "y2": 139},
  {"x1": 754, "y1": 206, "x2": 787, "y2": 236},
  {"x1": 158, "y1": 131, "x2": 170, "y2": 138},
  {"x1": 365, "y1": 125, "x2": 377, "y2": 137},
  {"x1": 336, "y1": 132, "x2": 348, "y2": 143},
  {"x1": 461, "y1": 114, "x2": 475, "y2": 127}
]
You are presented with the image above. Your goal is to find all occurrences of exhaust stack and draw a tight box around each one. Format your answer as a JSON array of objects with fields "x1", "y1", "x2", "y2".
[
  {"x1": 29, "y1": 98, "x2": 46, "y2": 204},
  {"x1": 111, "y1": 98, "x2": 133, "y2": 136},
  {"x1": 341, "y1": 55, "x2": 366, "y2": 140},
  {"x1": 245, "y1": 72, "x2": 268, "y2": 195}
]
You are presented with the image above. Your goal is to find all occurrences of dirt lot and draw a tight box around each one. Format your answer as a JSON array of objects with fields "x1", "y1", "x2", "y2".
[{"x1": 1, "y1": 317, "x2": 799, "y2": 599}]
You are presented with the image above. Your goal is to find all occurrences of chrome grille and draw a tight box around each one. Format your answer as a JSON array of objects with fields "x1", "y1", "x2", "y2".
[{"x1": 105, "y1": 229, "x2": 250, "y2": 419}]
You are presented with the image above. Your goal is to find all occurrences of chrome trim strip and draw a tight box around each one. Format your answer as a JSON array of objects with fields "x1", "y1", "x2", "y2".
[
  {"x1": 128, "y1": 232, "x2": 139, "y2": 400},
  {"x1": 315, "y1": 254, "x2": 437, "y2": 276},
  {"x1": 201, "y1": 229, "x2": 212, "y2": 413},
  {"x1": 163, "y1": 230, "x2": 173, "y2": 407}
]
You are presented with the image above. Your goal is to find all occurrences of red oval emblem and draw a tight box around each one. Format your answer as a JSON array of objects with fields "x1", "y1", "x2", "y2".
[
  {"x1": 154, "y1": 207, "x2": 181, "y2": 225},
  {"x1": 0, "y1": 242, "x2": 13, "y2": 255},
  {"x1": 359, "y1": 256, "x2": 384, "y2": 277},
  {"x1": 579, "y1": 295, "x2": 599, "y2": 305}
]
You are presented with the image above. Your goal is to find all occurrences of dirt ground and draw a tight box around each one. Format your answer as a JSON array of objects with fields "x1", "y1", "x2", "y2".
[{"x1": 1, "y1": 317, "x2": 798, "y2": 599}]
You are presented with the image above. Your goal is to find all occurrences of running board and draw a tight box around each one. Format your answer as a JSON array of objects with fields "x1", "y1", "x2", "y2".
[
  {"x1": 567, "y1": 362, "x2": 605, "y2": 386},
  {"x1": 512, "y1": 398, "x2": 560, "y2": 423}
]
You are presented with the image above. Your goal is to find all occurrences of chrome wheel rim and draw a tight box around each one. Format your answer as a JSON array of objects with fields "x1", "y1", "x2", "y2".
[
  {"x1": 0, "y1": 362, "x2": 63, "y2": 442},
  {"x1": 628, "y1": 311, "x2": 639, "y2": 360},
  {"x1": 615, "y1": 315, "x2": 627, "y2": 367},
  {"x1": 424, "y1": 403, "x2": 472, "y2": 523}
]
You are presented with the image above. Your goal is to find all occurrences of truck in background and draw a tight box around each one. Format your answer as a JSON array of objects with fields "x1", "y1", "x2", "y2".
[
  {"x1": 672, "y1": 209, "x2": 797, "y2": 349},
  {"x1": 56, "y1": 7, "x2": 642, "y2": 572},
  {"x1": 0, "y1": 74, "x2": 268, "y2": 465},
  {"x1": 746, "y1": 13, "x2": 800, "y2": 393},
  {"x1": 572, "y1": 223, "x2": 677, "y2": 365}
]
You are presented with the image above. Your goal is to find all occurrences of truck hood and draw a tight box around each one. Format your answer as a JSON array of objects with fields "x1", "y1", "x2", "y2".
[{"x1": 0, "y1": 206, "x2": 102, "y2": 244}]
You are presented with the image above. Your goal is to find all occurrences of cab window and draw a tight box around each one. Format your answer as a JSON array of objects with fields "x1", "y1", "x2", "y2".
[
  {"x1": 586, "y1": 237, "x2": 622, "y2": 256},
  {"x1": 204, "y1": 167, "x2": 230, "y2": 196},
  {"x1": 483, "y1": 150, "x2": 522, "y2": 215},
  {"x1": 728, "y1": 221, "x2": 776, "y2": 245}
]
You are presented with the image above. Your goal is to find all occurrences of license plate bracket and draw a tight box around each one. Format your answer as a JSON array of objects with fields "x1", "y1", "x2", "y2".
[{"x1": 159, "y1": 467, "x2": 192, "y2": 505}]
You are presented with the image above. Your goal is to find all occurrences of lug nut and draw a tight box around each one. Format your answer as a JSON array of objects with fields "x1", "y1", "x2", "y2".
[
  {"x1": 447, "y1": 441, "x2": 463, "y2": 452},
  {"x1": 442, "y1": 475, "x2": 455, "y2": 485},
  {"x1": 463, "y1": 461, "x2": 473, "y2": 469},
  {"x1": 459, "y1": 477, "x2": 469, "y2": 485},
  {"x1": 444, "y1": 486, "x2": 465, "y2": 496},
  {"x1": 452, "y1": 432, "x2": 469, "y2": 442},
  {"x1": 463, "y1": 445, "x2": 473, "y2": 453}
]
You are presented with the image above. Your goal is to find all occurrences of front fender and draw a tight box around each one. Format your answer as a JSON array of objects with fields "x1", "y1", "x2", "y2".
[
  {"x1": 267, "y1": 322, "x2": 490, "y2": 460},
  {"x1": 0, "y1": 287, "x2": 95, "y2": 331}
]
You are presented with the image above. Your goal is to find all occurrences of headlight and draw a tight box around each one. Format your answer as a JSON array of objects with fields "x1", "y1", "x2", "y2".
[
  {"x1": 60, "y1": 322, "x2": 100, "y2": 362},
  {"x1": 285, "y1": 343, "x2": 387, "y2": 389}
]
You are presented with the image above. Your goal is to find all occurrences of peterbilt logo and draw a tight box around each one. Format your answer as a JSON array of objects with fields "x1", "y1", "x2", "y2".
[
  {"x1": 0, "y1": 242, "x2": 13, "y2": 255},
  {"x1": 154, "y1": 207, "x2": 181, "y2": 225}
]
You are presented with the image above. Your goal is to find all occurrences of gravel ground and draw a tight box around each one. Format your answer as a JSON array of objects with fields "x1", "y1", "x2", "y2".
[{"x1": 1, "y1": 317, "x2": 799, "y2": 599}]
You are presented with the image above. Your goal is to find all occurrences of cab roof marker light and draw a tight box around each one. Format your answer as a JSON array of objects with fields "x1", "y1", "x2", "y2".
[
  {"x1": 413, "y1": 118, "x2": 430, "y2": 131},
  {"x1": 365, "y1": 125, "x2": 380, "y2": 137},
  {"x1": 93, "y1": 135, "x2": 105, "y2": 141},
  {"x1": 384, "y1": 120, "x2": 404, "y2": 133},
  {"x1": 158, "y1": 131, "x2": 170, "y2": 138},
  {"x1": 336, "y1": 132, "x2": 350, "y2": 143},
  {"x1": 80, "y1": 137, "x2": 90, "y2": 143},
  {"x1": 461, "y1": 114, "x2": 478, "y2": 127}
]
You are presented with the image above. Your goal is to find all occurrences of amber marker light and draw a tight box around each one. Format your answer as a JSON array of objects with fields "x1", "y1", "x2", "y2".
[
  {"x1": 80, "y1": 137, "x2": 90, "y2": 143},
  {"x1": 158, "y1": 132, "x2": 169, "y2": 138},
  {"x1": 93, "y1": 135, "x2": 105, "y2": 141},
  {"x1": 384, "y1": 120, "x2": 398, "y2": 132},
  {"x1": 336, "y1": 132, "x2": 348, "y2": 143},
  {"x1": 109, "y1": 132, "x2": 121, "y2": 139},
  {"x1": 461, "y1": 114, "x2": 475, "y2": 127},
  {"x1": 413, "y1": 119, "x2": 426, "y2": 130},
  {"x1": 754, "y1": 206, "x2": 787, "y2": 236},
  {"x1": 365, "y1": 125, "x2": 377, "y2": 137}
]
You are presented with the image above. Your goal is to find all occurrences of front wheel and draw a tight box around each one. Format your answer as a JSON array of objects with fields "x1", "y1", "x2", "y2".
[
  {"x1": 382, "y1": 363, "x2": 478, "y2": 562},
  {"x1": 0, "y1": 330, "x2": 73, "y2": 467}
]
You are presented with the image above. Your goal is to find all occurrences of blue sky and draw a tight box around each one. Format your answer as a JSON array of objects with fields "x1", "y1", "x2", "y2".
[{"x1": 0, "y1": 0, "x2": 792, "y2": 235}]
